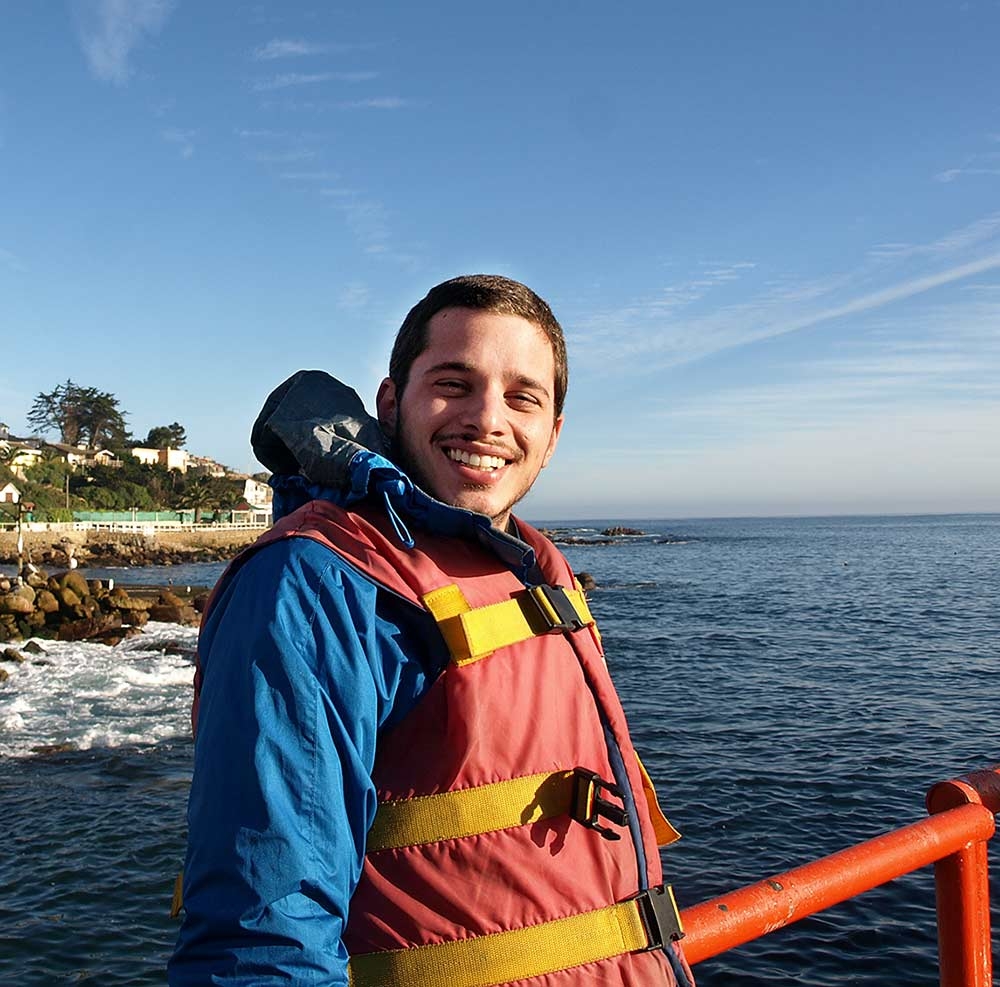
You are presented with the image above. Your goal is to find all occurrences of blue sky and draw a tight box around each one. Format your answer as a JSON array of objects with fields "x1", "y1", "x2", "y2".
[{"x1": 2, "y1": 1, "x2": 998, "y2": 519}]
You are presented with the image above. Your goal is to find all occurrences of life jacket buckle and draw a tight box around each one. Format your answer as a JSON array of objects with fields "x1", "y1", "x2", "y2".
[
  {"x1": 629, "y1": 884, "x2": 685, "y2": 950},
  {"x1": 528, "y1": 584, "x2": 586, "y2": 632},
  {"x1": 572, "y1": 768, "x2": 628, "y2": 840}
]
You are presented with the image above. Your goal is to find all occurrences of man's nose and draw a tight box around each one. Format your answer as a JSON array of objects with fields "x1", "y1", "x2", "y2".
[{"x1": 462, "y1": 387, "x2": 505, "y2": 434}]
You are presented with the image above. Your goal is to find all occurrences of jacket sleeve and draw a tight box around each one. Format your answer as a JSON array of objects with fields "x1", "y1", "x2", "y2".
[{"x1": 169, "y1": 537, "x2": 438, "y2": 986}]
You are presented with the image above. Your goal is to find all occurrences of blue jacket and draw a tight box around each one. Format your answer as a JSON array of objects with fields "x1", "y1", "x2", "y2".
[{"x1": 169, "y1": 373, "x2": 553, "y2": 985}]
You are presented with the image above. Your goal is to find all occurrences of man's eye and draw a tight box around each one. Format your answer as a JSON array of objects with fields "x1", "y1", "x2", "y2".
[
  {"x1": 509, "y1": 393, "x2": 541, "y2": 407},
  {"x1": 436, "y1": 379, "x2": 467, "y2": 392}
]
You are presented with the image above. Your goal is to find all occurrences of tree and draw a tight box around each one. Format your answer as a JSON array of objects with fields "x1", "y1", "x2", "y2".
[
  {"x1": 27, "y1": 380, "x2": 129, "y2": 449},
  {"x1": 143, "y1": 422, "x2": 187, "y2": 449}
]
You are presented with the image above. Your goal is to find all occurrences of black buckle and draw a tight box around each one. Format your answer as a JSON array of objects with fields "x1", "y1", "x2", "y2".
[
  {"x1": 631, "y1": 884, "x2": 685, "y2": 949},
  {"x1": 528, "y1": 584, "x2": 586, "y2": 632},
  {"x1": 572, "y1": 768, "x2": 628, "y2": 840}
]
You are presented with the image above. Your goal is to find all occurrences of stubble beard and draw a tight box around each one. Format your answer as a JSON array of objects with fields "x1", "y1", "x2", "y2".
[{"x1": 389, "y1": 412, "x2": 523, "y2": 528}]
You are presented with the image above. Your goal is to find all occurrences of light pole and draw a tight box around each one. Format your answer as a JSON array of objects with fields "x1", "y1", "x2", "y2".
[{"x1": 15, "y1": 499, "x2": 35, "y2": 585}]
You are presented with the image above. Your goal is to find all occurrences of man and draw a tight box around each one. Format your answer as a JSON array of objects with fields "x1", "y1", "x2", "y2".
[{"x1": 169, "y1": 275, "x2": 694, "y2": 986}]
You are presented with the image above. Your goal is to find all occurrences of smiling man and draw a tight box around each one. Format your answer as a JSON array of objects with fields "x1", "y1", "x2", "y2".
[{"x1": 170, "y1": 275, "x2": 694, "y2": 987}]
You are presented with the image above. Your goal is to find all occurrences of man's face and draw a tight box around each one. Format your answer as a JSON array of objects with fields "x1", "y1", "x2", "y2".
[{"x1": 377, "y1": 306, "x2": 564, "y2": 530}]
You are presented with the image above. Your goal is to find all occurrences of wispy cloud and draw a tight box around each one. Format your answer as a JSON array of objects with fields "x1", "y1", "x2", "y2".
[
  {"x1": 252, "y1": 71, "x2": 378, "y2": 92},
  {"x1": 335, "y1": 97, "x2": 410, "y2": 110},
  {"x1": 572, "y1": 214, "x2": 1000, "y2": 372},
  {"x1": 250, "y1": 149, "x2": 317, "y2": 164},
  {"x1": 337, "y1": 282, "x2": 370, "y2": 309},
  {"x1": 161, "y1": 126, "x2": 194, "y2": 158},
  {"x1": 74, "y1": 0, "x2": 174, "y2": 86},
  {"x1": 279, "y1": 170, "x2": 340, "y2": 181},
  {"x1": 251, "y1": 39, "x2": 375, "y2": 61},
  {"x1": 0, "y1": 248, "x2": 26, "y2": 273},
  {"x1": 934, "y1": 143, "x2": 1000, "y2": 183}
]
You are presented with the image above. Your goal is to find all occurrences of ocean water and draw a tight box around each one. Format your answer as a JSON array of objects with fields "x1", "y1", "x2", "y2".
[{"x1": 1, "y1": 513, "x2": 998, "y2": 985}]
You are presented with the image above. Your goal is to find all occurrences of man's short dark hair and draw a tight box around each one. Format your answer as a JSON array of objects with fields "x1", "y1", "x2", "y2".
[{"x1": 389, "y1": 274, "x2": 568, "y2": 417}]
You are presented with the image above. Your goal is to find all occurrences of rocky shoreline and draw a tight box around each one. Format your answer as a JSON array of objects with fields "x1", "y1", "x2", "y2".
[
  {"x1": 0, "y1": 566, "x2": 207, "y2": 650},
  {"x1": 0, "y1": 528, "x2": 262, "y2": 570}
]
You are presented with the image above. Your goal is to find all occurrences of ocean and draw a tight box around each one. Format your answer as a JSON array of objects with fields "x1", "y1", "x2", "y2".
[{"x1": 1, "y1": 513, "x2": 997, "y2": 985}]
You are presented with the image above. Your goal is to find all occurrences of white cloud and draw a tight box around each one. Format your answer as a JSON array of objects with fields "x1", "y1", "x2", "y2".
[
  {"x1": 0, "y1": 248, "x2": 26, "y2": 273},
  {"x1": 252, "y1": 71, "x2": 377, "y2": 92},
  {"x1": 279, "y1": 170, "x2": 340, "y2": 181},
  {"x1": 251, "y1": 39, "x2": 373, "y2": 61},
  {"x1": 161, "y1": 126, "x2": 195, "y2": 158},
  {"x1": 336, "y1": 97, "x2": 409, "y2": 110},
  {"x1": 571, "y1": 215, "x2": 1000, "y2": 372},
  {"x1": 74, "y1": 0, "x2": 174, "y2": 86}
]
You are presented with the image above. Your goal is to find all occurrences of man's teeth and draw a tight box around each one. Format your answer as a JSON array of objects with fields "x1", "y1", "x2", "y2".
[{"x1": 447, "y1": 449, "x2": 506, "y2": 471}]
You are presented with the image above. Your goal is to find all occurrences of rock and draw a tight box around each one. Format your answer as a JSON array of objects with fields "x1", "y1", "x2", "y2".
[
  {"x1": 601, "y1": 526, "x2": 644, "y2": 537},
  {"x1": 0, "y1": 666, "x2": 8, "y2": 682},
  {"x1": 147, "y1": 603, "x2": 199, "y2": 626},
  {"x1": 23, "y1": 640, "x2": 47, "y2": 655},
  {"x1": 192, "y1": 593, "x2": 210, "y2": 613},
  {"x1": 121, "y1": 609, "x2": 149, "y2": 628},
  {"x1": 57, "y1": 586, "x2": 82, "y2": 609},
  {"x1": 0, "y1": 593, "x2": 34, "y2": 615},
  {"x1": 108, "y1": 588, "x2": 150, "y2": 611},
  {"x1": 575, "y1": 571, "x2": 597, "y2": 591},
  {"x1": 2, "y1": 647, "x2": 27, "y2": 663},
  {"x1": 158, "y1": 590, "x2": 185, "y2": 607},
  {"x1": 35, "y1": 589, "x2": 60, "y2": 614},
  {"x1": 56, "y1": 613, "x2": 123, "y2": 642},
  {"x1": 60, "y1": 571, "x2": 91, "y2": 599}
]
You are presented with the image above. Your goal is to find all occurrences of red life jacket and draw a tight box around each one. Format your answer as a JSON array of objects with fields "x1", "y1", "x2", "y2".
[{"x1": 195, "y1": 498, "x2": 691, "y2": 987}]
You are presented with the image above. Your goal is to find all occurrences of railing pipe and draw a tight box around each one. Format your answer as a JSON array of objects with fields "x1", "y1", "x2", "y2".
[
  {"x1": 926, "y1": 767, "x2": 1000, "y2": 987},
  {"x1": 679, "y1": 802, "x2": 995, "y2": 967}
]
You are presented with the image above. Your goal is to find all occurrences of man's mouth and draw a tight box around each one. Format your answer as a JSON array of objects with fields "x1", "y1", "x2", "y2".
[{"x1": 446, "y1": 448, "x2": 509, "y2": 472}]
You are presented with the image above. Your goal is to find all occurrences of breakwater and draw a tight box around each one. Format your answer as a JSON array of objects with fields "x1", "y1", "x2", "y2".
[{"x1": 0, "y1": 525, "x2": 266, "y2": 568}]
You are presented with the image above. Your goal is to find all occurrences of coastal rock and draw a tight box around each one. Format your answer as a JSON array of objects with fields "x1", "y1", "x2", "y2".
[
  {"x1": 0, "y1": 562, "x2": 205, "y2": 644},
  {"x1": 0, "y1": 592, "x2": 34, "y2": 616},
  {"x1": 0, "y1": 666, "x2": 7, "y2": 682},
  {"x1": 56, "y1": 613, "x2": 123, "y2": 643},
  {"x1": 576, "y1": 571, "x2": 597, "y2": 591},
  {"x1": 147, "y1": 603, "x2": 199, "y2": 626},
  {"x1": 2, "y1": 647, "x2": 27, "y2": 663},
  {"x1": 35, "y1": 590, "x2": 60, "y2": 614},
  {"x1": 107, "y1": 588, "x2": 150, "y2": 611},
  {"x1": 60, "y1": 571, "x2": 91, "y2": 599}
]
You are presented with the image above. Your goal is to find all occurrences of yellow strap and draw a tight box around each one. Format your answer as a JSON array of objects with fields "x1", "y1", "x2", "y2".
[
  {"x1": 347, "y1": 899, "x2": 650, "y2": 987},
  {"x1": 367, "y1": 770, "x2": 576, "y2": 852},
  {"x1": 422, "y1": 584, "x2": 594, "y2": 665},
  {"x1": 635, "y1": 755, "x2": 682, "y2": 847},
  {"x1": 169, "y1": 871, "x2": 184, "y2": 919}
]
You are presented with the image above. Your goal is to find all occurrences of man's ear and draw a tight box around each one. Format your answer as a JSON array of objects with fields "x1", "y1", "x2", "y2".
[{"x1": 376, "y1": 377, "x2": 398, "y2": 433}]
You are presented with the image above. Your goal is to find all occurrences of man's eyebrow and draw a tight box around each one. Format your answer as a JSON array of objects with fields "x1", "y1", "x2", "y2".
[{"x1": 423, "y1": 361, "x2": 552, "y2": 398}]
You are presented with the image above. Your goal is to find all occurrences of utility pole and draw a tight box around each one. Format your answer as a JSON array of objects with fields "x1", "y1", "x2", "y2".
[{"x1": 14, "y1": 499, "x2": 35, "y2": 585}]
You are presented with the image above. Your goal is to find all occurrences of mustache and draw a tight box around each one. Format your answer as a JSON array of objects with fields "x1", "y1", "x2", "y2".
[{"x1": 435, "y1": 433, "x2": 521, "y2": 461}]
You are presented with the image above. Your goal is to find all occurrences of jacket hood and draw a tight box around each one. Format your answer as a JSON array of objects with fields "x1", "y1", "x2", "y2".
[{"x1": 251, "y1": 369, "x2": 390, "y2": 490}]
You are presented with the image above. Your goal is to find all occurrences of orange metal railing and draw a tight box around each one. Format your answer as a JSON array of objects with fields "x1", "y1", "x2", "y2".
[{"x1": 678, "y1": 765, "x2": 1000, "y2": 987}]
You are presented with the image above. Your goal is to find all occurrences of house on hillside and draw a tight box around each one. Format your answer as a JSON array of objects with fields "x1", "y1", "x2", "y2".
[
  {"x1": 5, "y1": 440, "x2": 43, "y2": 478},
  {"x1": 187, "y1": 454, "x2": 227, "y2": 477},
  {"x1": 131, "y1": 446, "x2": 190, "y2": 471},
  {"x1": 242, "y1": 477, "x2": 273, "y2": 507},
  {"x1": 42, "y1": 442, "x2": 121, "y2": 469},
  {"x1": 1, "y1": 480, "x2": 21, "y2": 504}
]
